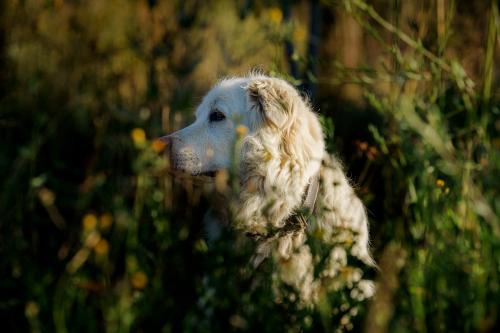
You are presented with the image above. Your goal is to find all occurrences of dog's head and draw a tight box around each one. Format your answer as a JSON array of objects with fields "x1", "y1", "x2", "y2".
[{"x1": 162, "y1": 74, "x2": 325, "y2": 181}]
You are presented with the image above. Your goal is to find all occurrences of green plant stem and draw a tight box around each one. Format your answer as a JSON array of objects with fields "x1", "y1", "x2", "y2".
[
  {"x1": 347, "y1": 0, "x2": 451, "y2": 73},
  {"x1": 482, "y1": 1, "x2": 498, "y2": 105}
]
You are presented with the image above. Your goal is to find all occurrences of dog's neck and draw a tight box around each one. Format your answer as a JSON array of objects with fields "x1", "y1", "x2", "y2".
[{"x1": 244, "y1": 169, "x2": 322, "y2": 244}]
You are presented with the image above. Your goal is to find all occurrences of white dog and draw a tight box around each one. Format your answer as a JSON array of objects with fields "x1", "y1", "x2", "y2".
[{"x1": 161, "y1": 73, "x2": 374, "y2": 303}]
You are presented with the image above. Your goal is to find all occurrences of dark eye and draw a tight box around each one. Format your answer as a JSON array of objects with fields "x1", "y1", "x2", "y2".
[{"x1": 209, "y1": 110, "x2": 226, "y2": 122}]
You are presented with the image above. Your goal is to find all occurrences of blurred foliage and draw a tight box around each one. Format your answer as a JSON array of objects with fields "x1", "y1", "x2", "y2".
[{"x1": 0, "y1": 0, "x2": 499, "y2": 332}]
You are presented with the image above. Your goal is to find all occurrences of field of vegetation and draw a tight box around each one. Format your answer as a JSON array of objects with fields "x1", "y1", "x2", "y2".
[{"x1": 0, "y1": 0, "x2": 499, "y2": 332}]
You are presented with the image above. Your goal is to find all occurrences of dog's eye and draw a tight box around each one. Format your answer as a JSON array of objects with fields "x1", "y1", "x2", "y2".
[{"x1": 209, "y1": 110, "x2": 226, "y2": 122}]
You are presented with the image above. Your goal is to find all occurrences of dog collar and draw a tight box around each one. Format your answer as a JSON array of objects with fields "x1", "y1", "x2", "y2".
[{"x1": 245, "y1": 170, "x2": 321, "y2": 242}]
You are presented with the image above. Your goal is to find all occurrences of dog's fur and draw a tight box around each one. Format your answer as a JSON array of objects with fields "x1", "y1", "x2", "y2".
[{"x1": 162, "y1": 73, "x2": 374, "y2": 303}]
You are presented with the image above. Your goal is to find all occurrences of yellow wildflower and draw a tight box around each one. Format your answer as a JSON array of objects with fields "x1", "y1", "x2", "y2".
[
  {"x1": 25, "y1": 301, "x2": 39, "y2": 318},
  {"x1": 267, "y1": 7, "x2": 283, "y2": 24},
  {"x1": 436, "y1": 179, "x2": 445, "y2": 188},
  {"x1": 236, "y1": 125, "x2": 249, "y2": 138},
  {"x1": 94, "y1": 239, "x2": 109, "y2": 256},
  {"x1": 131, "y1": 271, "x2": 148, "y2": 289},
  {"x1": 82, "y1": 213, "x2": 98, "y2": 231},
  {"x1": 131, "y1": 128, "x2": 146, "y2": 146},
  {"x1": 151, "y1": 139, "x2": 166, "y2": 152},
  {"x1": 99, "y1": 213, "x2": 113, "y2": 230},
  {"x1": 38, "y1": 187, "x2": 55, "y2": 206}
]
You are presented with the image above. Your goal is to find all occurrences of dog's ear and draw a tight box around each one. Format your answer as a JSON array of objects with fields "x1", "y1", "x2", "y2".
[{"x1": 246, "y1": 78, "x2": 301, "y2": 130}]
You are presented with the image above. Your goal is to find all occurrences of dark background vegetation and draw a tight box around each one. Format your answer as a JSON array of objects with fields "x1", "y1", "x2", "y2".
[{"x1": 0, "y1": 0, "x2": 499, "y2": 332}]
